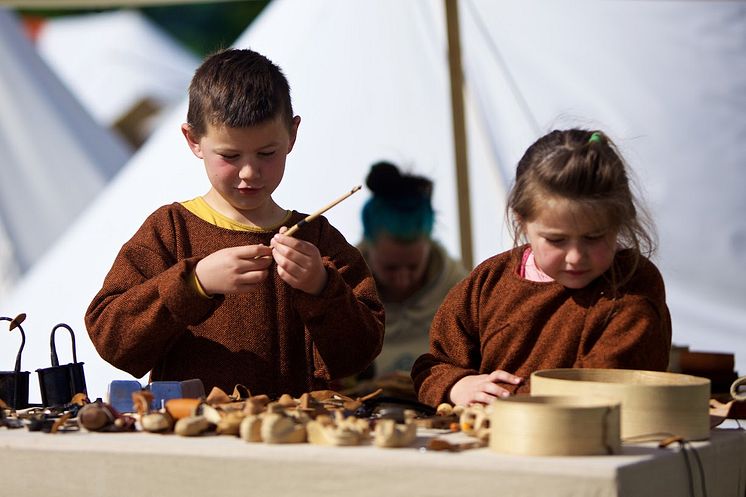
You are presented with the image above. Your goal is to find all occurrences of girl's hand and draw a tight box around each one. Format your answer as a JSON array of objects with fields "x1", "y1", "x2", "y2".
[
  {"x1": 449, "y1": 370, "x2": 523, "y2": 406},
  {"x1": 270, "y1": 228, "x2": 328, "y2": 295},
  {"x1": 195, "y1": 244, "x2": 273, "y2": 295}
]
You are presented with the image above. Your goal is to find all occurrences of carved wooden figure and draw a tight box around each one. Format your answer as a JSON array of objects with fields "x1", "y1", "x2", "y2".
[{"x1": 373, "y1": 409, "x2": 417, "y2": 448}]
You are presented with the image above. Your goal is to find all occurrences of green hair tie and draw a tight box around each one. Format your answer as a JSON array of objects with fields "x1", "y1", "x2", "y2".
[{"x1": 588, "y1": 132, "x2": 602, "y2": 144}]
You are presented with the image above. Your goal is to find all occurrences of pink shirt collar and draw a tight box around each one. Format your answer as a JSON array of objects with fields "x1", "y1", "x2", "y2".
[{"x1": 520, "y1": 247, "x2": 554, "y2": 282}]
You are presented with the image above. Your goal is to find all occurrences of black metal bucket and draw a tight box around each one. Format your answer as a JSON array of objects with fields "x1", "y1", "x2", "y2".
[
  {"x1": 36, "y1": 323, "x2": 87, "y2": 407},
  {"x1": 0, "y1": 314, "x2": 30, "y2": 409}
]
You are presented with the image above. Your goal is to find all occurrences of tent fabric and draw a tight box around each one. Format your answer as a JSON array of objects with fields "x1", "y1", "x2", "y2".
[
  {"x1": 3, "y1": 0, "x2": 745, "y2": 402},
  {"x1": 35, "y1": 9, "x2": 200, "y2": 128},
  {"x1": 0, "y1": 220, "x2": 19, "y2": 298},
  {"x1": 0, "y1": 8, "x2": 131, "y2": 299}
]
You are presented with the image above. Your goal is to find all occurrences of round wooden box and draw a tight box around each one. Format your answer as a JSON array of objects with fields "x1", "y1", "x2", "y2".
[
  {"x1": 531, "y1": 369, "x2": 710, "y2": 441},
  {"x1": 489, "y1": 395, "x2": 621, "y2": 456}
]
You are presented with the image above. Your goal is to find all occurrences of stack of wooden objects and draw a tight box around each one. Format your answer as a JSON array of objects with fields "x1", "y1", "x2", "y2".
[
  {"x1": 670, "y1": 346, "x2": 745, "y2": 419},
  {"x1": 671, "y1": 346, "x2": 738, "y2": 395}
]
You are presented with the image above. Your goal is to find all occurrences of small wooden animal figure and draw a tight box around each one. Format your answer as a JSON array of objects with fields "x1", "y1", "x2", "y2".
[
  {"x1": 459, "y1": 404, "x2": 490, "y2": 441},
  {"x1": 306, "y1": 411, "x2": 369, "y2": 446},
  {"x1": 373, "y1": 409, "x2": 417, "y2": 448},
  {"x1": 261, "y1": 405, "x2": 307, "y2": 444}
]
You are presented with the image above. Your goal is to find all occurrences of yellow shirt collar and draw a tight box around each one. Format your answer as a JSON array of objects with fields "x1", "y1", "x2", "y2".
[{"x1": 181, "y1": 196, "x2": 291, "y2": 232}]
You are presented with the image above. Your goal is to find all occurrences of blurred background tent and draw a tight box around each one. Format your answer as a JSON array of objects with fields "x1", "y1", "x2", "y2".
[
  {"x1": 31, "y1": 9, "x2": 200, "y2": 148},
  {"x1": 0, "y1": 8, "x2": 131, "y2": 301},
  {"x1": 0, "y1": 2, "x2": 216, "y2": 301},
  {"x1": 1, "y1": 0, "x2": 744, "y2": 402}
]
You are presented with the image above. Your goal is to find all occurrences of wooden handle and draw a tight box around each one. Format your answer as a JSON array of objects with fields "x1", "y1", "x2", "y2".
[{"x1": 284, "y1": 185, "x2": 361, "y2": 237}]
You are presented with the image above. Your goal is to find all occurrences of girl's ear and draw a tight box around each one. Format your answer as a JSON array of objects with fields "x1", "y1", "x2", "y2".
[
  {"x1": 513, "y1": 212, "x2": 525, "y2": 227},
  {"x1": 181, "y1": 123, "x2": 204, "y2": 159},
  {"x1": 512, "y1": 212, "x2": 528, "y2": 241}
]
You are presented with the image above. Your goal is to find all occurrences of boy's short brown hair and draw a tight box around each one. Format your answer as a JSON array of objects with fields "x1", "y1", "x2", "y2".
[{"x1": 186, "y1": 48, "x2": 294, "y2": 137}]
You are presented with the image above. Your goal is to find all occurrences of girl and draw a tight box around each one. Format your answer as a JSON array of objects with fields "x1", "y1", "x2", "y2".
[{"x1": 411, "y1": 129, "x2": 672, "y2": 407}]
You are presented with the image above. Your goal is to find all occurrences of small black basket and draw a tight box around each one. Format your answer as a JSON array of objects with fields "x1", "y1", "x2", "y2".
[
  {"x1": 36, "y1": 323, "x2": 87, "y2": 407},
  {"x1": 0, "y1": 314, "x2": 30, "y2": 409}
]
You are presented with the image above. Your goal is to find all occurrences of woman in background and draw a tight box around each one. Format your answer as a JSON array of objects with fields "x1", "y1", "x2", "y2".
[{"x1": 359, "y1": 161, "x2": 467, "y2": 381}]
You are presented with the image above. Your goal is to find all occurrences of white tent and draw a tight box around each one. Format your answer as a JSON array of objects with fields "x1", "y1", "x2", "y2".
[
  {"x1": 34, "y1": 9, "x2": 200, "y2": 143},
  {"x1": 0, "y1": 8, "x2": 131, "y2": 300},
  {"x1": 3, "y1": 0, "x2": 745, "y2": 403}
]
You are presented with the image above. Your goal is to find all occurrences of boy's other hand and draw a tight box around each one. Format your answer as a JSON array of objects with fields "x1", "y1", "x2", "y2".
[
  {"x1": 270, "y1": 227, "x2": 328, "y2": 295},
  {"x1": 449, "y1": 370, "x2": 523, "y2": 406},
  {"x1": 195, "y1": 244, "x2": 273, "y2": 295}
]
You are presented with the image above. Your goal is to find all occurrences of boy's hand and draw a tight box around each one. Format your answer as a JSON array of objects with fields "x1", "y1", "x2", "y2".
[
  {"x1": 270, "y1": 227, "x2": 328, "y2": 295},
  {"x1": 195, "y1": 244, "x2": 273, "y2": 295},
  {"x1": 449, "y1": 370, "x2": 523, "y2": 406}
]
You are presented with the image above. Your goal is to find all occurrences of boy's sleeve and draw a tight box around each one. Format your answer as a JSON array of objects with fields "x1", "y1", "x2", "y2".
[
  {"x1": 577, "y1": 259, "x2": 672, "y2": 371},
  {"x1": 85, "y1": 212, "x2": 219, "y2": 378},
  {"x1": 411, "y1": 275, "x2": 482, "y2": 407},
  {"x1": 291, "y1": 219, "x2": 385, "y2": 380}
]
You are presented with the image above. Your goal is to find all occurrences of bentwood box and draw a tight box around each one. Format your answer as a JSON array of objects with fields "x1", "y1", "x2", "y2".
[
  {"x1": 489, "y1": 395, "x2": 621, "y2": 456},
  {"x1": 531, "y1": 368, "x2": 711, "y2": 441}
]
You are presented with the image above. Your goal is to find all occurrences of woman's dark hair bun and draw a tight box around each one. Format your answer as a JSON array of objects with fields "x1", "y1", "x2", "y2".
[{"x1": 366, "y1": 161, "x2": 433, "y2": 200}]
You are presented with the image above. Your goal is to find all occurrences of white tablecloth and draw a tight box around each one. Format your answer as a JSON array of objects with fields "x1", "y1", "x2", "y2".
[{"x1": 1, "y1": 426, "x2": 744, "y2": 497}]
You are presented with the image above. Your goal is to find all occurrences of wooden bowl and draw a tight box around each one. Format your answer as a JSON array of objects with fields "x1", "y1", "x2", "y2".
[
  {"x1": 489, "y1": 395, "x2": 621, "y2": 456},
  {"x1": 531, "y1": 369, "x2": 710, "y2": 441}
]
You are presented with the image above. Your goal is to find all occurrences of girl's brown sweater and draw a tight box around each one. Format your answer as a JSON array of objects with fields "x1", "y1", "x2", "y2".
[
  {"x1": 86, "y1": 203, "x2": 385, "y2": 398},
  {"x1": 412, "y1": 247, "x2": 672, "y2": 406}
]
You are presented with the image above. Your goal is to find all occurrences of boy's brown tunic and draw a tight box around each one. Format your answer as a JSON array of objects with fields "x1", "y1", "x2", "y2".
[
  {"x1": 86, "y1": 203, "x2": 385, "y2": 398},
  {"x1": 412, "y1": 247, "x2": 672, "y2": 407}
]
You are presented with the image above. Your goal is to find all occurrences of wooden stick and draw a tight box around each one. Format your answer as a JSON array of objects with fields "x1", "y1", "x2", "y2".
[{"x1": 283, "y1": 185, "x2": 361, "y2": 237}]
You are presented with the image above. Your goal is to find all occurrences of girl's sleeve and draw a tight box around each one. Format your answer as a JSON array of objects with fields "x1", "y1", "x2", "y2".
[
  {"x1": 411, "y1": 275, "x2": 483, "y2": 407},
  {"x1": 85, "y1": 213, "x2": 219, "y2": 378},
  {"x1": 577, "y1": 260, "x2": 672, "y2": 371},
  {"x1": 291, "y1": 220, "x2": 385, "y2": 380}
]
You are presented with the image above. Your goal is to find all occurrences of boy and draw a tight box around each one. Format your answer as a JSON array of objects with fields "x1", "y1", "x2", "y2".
[{"x1": 85, "y1": 49, "x2": 385, "y2": 398}]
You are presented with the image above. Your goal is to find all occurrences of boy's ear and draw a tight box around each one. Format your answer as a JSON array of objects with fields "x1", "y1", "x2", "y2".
[
  {"x1": 287, "y1": 115, "x2": 301, "y2": 153},
  {"x1": 181, "y1": 123, "x2": 204, "y2": 159}
]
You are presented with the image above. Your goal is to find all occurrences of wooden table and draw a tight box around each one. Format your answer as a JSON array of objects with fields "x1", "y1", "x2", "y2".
[{"x1": 1, "y1": 425, "x2": 744, "y2": 497}]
